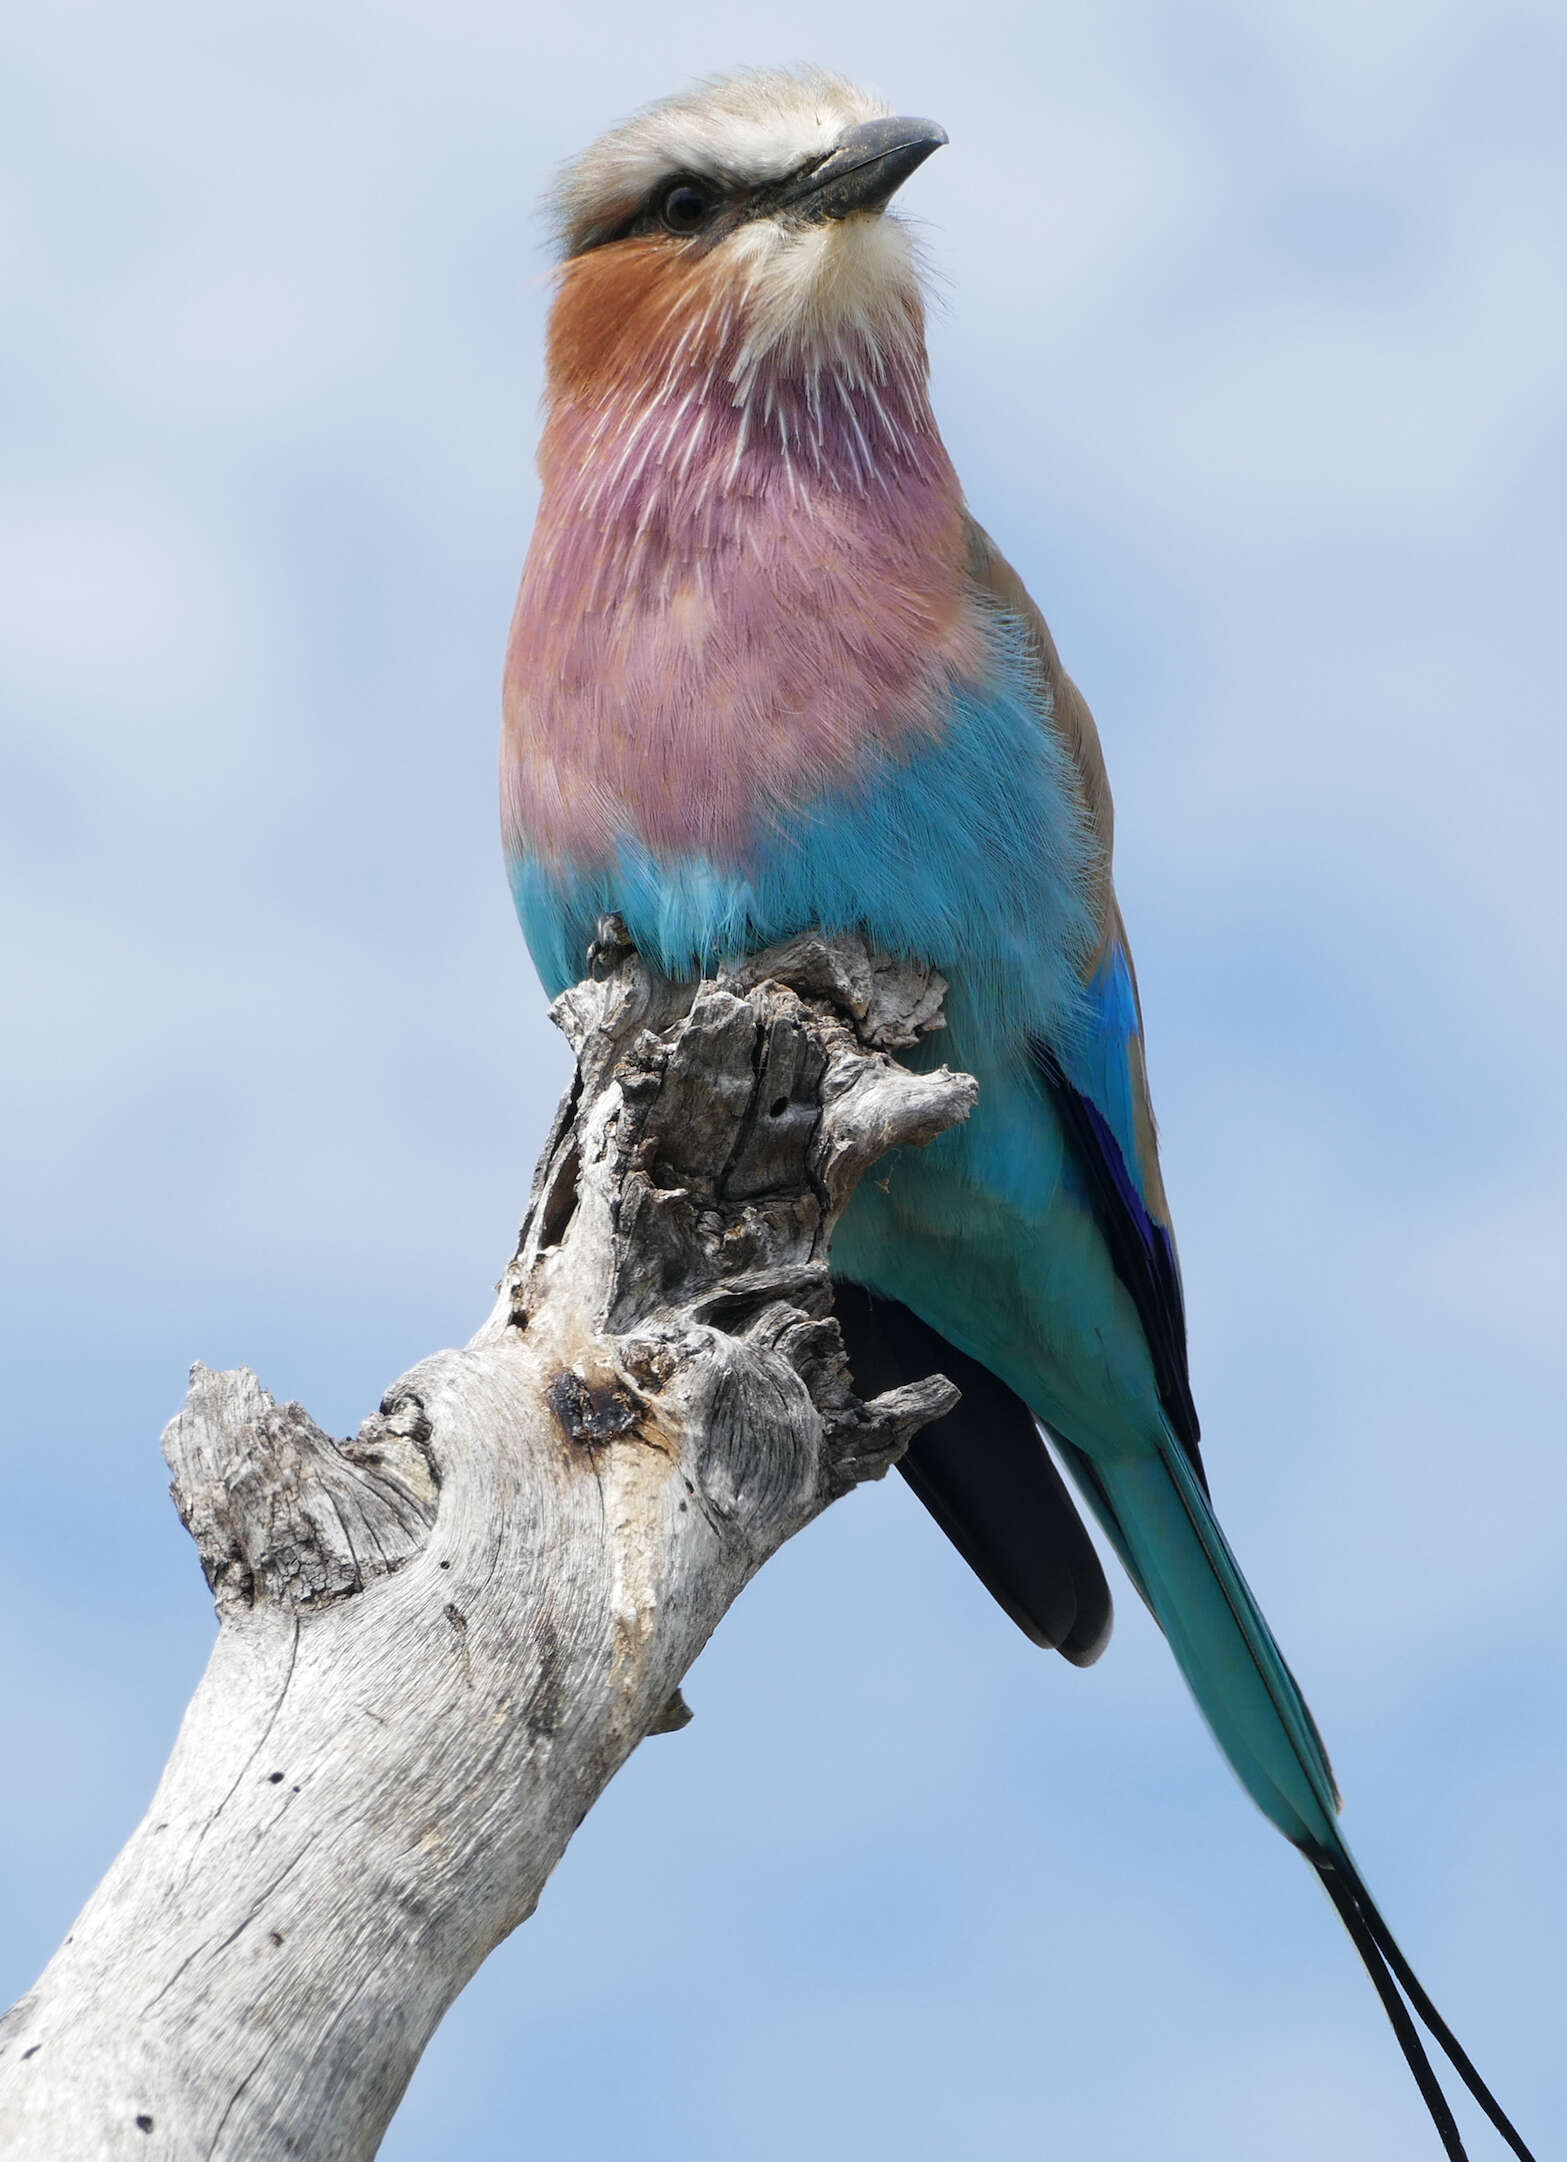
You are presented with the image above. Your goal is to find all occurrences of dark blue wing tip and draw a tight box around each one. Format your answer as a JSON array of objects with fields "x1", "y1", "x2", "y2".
[{"x1": 1029, "y1": 1036, "x2": 1205, "y2": 1485}]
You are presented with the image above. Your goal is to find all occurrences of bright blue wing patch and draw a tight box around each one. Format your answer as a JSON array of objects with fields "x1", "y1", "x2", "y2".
[
  {"x1": 1031, "y1": 944, "x2": 1205, "y2": 1485},
  {"x1": 1068, "y1": 945, "x2": 1143, "y2": 1180}
]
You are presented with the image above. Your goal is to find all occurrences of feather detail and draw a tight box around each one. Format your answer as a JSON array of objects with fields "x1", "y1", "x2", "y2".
[{"x1": 503, "y1": 233, "x2": 986, "y2": 871}]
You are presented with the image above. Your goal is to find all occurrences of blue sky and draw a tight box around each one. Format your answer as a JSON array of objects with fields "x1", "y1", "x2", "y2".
[{"x1": 3, "y1": 2, "x2": 1564, "y2": 2155}]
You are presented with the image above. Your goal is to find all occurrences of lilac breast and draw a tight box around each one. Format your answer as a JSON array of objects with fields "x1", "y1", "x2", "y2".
[{"x1": 502, "y1": 297, "x2": 986, "y2": 874}]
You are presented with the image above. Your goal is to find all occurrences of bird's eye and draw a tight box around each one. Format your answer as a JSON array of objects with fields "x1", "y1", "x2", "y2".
[{"x1": 659, "y1": 181, "x2": 715, "y2": 235}]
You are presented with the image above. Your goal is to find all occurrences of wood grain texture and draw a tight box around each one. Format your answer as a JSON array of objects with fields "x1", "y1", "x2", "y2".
[{"x1": 0, "y1": 929, "x2": 973, "y2": 2162}]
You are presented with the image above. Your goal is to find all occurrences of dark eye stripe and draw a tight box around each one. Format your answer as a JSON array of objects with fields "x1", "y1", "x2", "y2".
[{"x1": 565, "y1": 149, "x2": 835, "y2": 258}]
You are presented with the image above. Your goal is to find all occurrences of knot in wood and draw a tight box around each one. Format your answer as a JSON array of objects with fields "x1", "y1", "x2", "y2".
[{"x1": 547, "y1": 1370, "x2": 641, "y2": 1446}]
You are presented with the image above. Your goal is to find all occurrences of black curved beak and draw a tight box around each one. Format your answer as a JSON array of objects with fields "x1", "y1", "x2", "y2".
[{"x1": 775, "y1": 116, "x2": 948, "y2": 222}]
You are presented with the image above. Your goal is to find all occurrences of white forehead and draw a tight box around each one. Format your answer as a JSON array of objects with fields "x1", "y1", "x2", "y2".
[{"x1": 552, "y1": 67, "x2": 889, "y2": 255}]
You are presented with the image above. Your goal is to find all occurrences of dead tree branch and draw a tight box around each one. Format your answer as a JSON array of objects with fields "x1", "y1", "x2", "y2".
[{"x1": 0, "y1": 928, "x2": 974, "y2": 2162}]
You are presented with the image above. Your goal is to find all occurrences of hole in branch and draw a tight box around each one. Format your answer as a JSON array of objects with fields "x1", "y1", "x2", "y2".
[
  {"x1": 701, "y1": 1289, "x2": 784, "y2": 1336},
  {"x1": 538, "y1": 1140, "x2": 581, "y2": 1250}
]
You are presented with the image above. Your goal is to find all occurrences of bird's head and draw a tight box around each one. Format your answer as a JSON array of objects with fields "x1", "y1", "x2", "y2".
[{"x1": 545, "y1": 68, "x2": 946, "y2": 418}]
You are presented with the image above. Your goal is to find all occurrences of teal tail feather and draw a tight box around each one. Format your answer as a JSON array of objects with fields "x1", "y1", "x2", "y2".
[{"x1": 1053, "y1": 1428, "x2": 1539, "y2": 2162}]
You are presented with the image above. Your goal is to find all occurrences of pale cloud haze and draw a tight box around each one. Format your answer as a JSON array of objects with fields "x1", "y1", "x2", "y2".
[{"x1": 3, "y1": 3, "x2": 1564, "y2": 2156}]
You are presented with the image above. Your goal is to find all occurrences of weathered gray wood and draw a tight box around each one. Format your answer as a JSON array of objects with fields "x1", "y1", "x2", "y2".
[{"x1": 0, "y1": 930, "x2": 974, "y2": 2162}]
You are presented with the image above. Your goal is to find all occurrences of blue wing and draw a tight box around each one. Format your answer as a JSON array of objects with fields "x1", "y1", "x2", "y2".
[
  {"x1": 964, "y1": 518, "x2": 1342, "y2": 1839},
  {"x1": 968, "y1": 526, "x2": 1539, "y2": 2153},
  {"x1": 1033, "y1": 937, "x2": 1204, "y2": 1489}
]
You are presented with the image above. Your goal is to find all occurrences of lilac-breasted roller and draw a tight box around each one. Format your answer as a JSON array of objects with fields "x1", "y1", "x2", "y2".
[{"x1": 501, "y1": 68, "x2": 1536, "y2": 2159}]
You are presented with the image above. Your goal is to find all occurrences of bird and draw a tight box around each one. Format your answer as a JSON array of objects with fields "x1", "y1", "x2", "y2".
[{"x1": 501, "y1": 66, "x2": 1537, "y2": 2160}]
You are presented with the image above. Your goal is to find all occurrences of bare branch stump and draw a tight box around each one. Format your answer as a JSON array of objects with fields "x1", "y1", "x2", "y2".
[{"x1": 0, "y1": 930, "x2": 975, "y2": 2162}]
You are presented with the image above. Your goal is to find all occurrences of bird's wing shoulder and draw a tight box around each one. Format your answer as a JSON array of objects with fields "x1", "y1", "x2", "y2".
[
  {"x1": 964, "y1": 514, "x2": 1202, "y2": 1473},
  {"x1": 963, "y1": 514, "x2": 1115, "y2": 912}
]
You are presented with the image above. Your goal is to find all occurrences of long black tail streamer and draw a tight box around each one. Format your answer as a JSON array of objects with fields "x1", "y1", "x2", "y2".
[{"x1": 1312, "y1": 1855, "x2": 1538, "y2": 2162}]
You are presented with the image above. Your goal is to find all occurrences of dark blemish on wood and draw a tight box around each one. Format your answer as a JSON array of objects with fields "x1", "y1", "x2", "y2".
[
  {"x1": 439, "y1": 1559, "x2": 450, "y2": 1569},
  {"x1": 267, "y1": 1772, "x2": 284, "y2": 1784},
  {"x1": 135, "y1": 2115, "x2": 154, "y2": 2133},
  {"x1": 444, "y1": 1602, "x2": 474, "y2": 1687},
  {"x1": 21, "y1": 2046, "x2": 39, "y2": 2061},
  {"x1": 528, "y1": 1616, "x2": 566, "y2": 1738},
  {"x1": 269, "y1": 1931, "x2": 284, "y2": 1947},
  {"x1": 547, "y1": 1370, "x2": 639, "y2": 1446},
  {"x1": 769, "y1": 1096, "x2": 789, "y2": 1117}
]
